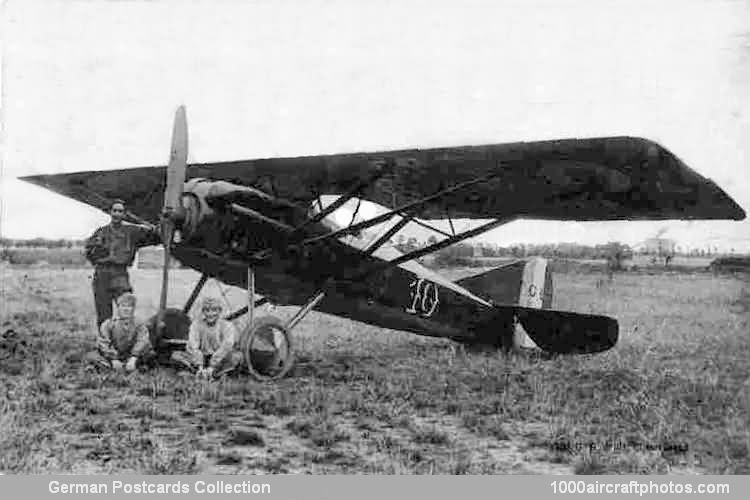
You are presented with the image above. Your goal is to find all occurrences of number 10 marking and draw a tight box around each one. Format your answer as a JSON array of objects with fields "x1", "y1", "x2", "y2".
[{"x1": 406, "y1": 278, "x2": 440, "y2": 317}]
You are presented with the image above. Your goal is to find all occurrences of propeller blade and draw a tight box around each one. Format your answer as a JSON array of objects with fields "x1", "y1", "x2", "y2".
[
  {"x1": 158, "y1": 221, "x2": 174, "y2": 318},
  {"x1": 157, "y1": 105, "x2": 188, "y2": 331},
  {"x1": 165, "y1": 105, "x2": 188, "y2": 213}
]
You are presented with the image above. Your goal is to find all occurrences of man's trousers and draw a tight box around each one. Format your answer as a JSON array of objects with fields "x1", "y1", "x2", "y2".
[{"x1": 92, "y1": 266, "x2": 132, "y2": 327}]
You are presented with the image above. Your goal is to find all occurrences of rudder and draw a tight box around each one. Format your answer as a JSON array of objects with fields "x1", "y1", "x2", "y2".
[{"x1": 456, "y1": 257, "x2": 553, "y2": 349}]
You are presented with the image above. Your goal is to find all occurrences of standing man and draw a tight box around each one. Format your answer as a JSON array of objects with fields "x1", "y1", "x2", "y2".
[{"x1": 85, "y1": 199, "x2": 162, "y2": 327}]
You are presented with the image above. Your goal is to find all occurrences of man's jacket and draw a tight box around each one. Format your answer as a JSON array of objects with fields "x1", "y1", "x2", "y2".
[{"x1": 85, "y1": 222, "x2": 161, "y2": 267}]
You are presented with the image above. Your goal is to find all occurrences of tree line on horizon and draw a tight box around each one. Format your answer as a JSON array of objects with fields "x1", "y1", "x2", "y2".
[
  {"x1": 0, "y1": 237, "x2": 87, "y2": 248},
  {"x1": 1, "y1": 236, "x2": 739, "y2": 261}
]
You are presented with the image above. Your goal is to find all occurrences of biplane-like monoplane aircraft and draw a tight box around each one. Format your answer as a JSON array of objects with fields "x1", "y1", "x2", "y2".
[{"x1": 21, "y1": 107, "x2": 746, "y2": 378}]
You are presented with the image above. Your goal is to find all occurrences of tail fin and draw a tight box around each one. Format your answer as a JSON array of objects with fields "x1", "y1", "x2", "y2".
[
  {"x1": 457, "y1": 257, "x2": 553, "y2": 349},
  {"x1": 456, "y1": 257, "x2": 553, "y2": 308}
]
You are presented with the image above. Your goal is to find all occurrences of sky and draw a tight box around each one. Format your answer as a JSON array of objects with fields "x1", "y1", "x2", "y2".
[{"x1": 1, "y1": 0, "x2": 749, "y2": 251}]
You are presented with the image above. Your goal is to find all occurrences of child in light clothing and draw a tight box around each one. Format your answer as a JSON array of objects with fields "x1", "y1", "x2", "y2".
[{"x1": 171, "y1": 296, "x2": 242, "y2": 378}]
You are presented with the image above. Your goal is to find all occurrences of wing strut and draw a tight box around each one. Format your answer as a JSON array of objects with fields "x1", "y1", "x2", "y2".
[
  {"x1": 386, "y1": 217, "x2": 516, "y2": 268},
  {"x1": 364, "y1": 215, "x2": 412, "y2": 255},
  {"x1": 406, "y1": 216, "x2": 452, "y2": 238},
  {"x1": 303, "y1": 173, "x2": 498, "y2": 245},
  {"x1": 182, "y1": 273, "x2": 209, "y2": 314},
  {"x1": 347, "y1": 216, "x2": 517, "y2": 282},
  {"x1": 225, "y1": 298, "x2": 269, "y2": 322},
  {"x1": 291, "y1": 165, "x2": 389, "y2": 236},
  {"x1": 286, "y1": 291, "x2": 326, "y2": 331},
  {"x1": 349, "y1": 198, "x2": 363, "y2": 226}
]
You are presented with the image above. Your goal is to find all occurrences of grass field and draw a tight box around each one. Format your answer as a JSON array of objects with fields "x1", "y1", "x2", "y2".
[{"x1": 0, "y1": 264, "x2": 748, "y2": 474}]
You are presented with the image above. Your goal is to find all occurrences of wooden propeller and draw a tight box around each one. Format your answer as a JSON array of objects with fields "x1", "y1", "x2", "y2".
[{"x1": 156, "y1": 105, "x2": 188, "y2": 332}]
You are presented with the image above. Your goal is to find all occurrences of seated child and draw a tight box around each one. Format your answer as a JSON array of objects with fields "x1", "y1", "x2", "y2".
[
  {"x1": 171, "y1": 296, "x2": 242, "y2": 378},
  {"x1": 86, "y1": 292, "x2": 152, "y2": 372}
]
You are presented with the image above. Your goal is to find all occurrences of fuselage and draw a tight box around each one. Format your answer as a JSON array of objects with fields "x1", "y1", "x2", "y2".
[{"x1": 172, "y1": 182, "x2": 501, "y2": 342}]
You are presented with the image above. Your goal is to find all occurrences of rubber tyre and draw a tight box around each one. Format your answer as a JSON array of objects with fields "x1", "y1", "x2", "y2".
[{"x1": 240, "y1": 316, "x2": 295, "y2": 381}]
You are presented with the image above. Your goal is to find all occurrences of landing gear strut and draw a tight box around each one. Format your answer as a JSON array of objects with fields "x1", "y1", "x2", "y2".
[
  {"x1": 236, "y1": 268, "x2": 325, "y2": 380},
  {"x1": 154, "y1": 266, "x2": 325, "y2": 380}
]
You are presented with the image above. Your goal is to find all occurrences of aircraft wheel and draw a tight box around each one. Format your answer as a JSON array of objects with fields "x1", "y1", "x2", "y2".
[{"x1": 241, "y1": 316, "x2": 295, "y2": 380}]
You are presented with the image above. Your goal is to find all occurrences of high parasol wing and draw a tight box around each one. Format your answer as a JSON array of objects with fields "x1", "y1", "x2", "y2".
[{"x1": 20, "y1": 137, "x2": 745, "y2": 223}]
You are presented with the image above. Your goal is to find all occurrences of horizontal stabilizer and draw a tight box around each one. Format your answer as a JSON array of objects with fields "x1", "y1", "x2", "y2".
[
  {"x1": 458, "y1": 257, "x2": 554, "y2": 350},
  {"x1": 492, "y1": 305, "x2": 619, "y2": 354}
]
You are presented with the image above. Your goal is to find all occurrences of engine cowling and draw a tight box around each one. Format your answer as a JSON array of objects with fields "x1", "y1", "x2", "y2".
[{"x1": 177, "y1": 178, "x2": 293, "y2": 241}]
